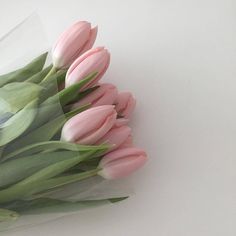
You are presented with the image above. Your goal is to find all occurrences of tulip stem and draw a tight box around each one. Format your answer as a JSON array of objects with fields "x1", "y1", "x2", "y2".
[{"x1": 41, "y1": 66, "x2": 57, "y2": 83}]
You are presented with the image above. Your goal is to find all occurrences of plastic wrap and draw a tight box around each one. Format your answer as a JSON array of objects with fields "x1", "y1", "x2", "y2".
[{"x1": 0, "y1": 14, "x2": 131, "y2": 232}]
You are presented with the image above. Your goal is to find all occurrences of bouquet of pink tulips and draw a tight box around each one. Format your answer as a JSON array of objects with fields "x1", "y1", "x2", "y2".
[{"x1": 0, "y1": 20, "x2": 147, "y2": 228}]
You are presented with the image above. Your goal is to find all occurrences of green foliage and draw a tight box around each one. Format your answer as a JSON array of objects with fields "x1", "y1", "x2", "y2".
[{"x1": 0, "y1": 52, "x2": 48, "y2": 87}]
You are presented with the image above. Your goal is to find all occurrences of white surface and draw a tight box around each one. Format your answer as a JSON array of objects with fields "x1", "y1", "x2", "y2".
[{"x1": 0, "y1": 0, "x2": 236, "y2": 235}]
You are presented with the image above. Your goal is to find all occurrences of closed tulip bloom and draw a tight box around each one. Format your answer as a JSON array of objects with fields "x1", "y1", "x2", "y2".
[
  {"x1": 65, "y1": 47, "x2": 110, "y2": 89},
  {"x1": 72, "y1": 83, "x2": 118, "y2": 109},
  {"x1": 119, "y1": 135, "x2": 133, "y2": 148},
  {"x1": 114, "y1": 118, "x2": 129, "y2": 127},
  {"x1": 61, "y1": 105, "x2": 117, "y2": 145},
  {"x1": 96, "y1": 125, "x2": 131, "y2": 151},
  {"x1": 115, "y1": 92, "x2": 136, "y2": 118},
  {"x1": 98, "y1": 147, "x2": 147, "y2": 179},
  {"x1": 52, "y1": 21, "x2": 97, "y2": 69}
]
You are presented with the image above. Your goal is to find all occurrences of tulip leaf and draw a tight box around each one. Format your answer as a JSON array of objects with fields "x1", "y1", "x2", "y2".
[
  {"x1": 0, "y1": 100, "x2": 13, "y2": 118},
  {"x1": 5, "y1": 169, "x2": 99, "y2": 203},
  {"x1": 19, "y1": 151, "x2": 94, "y2": 185},
  {"x1": 26, "y1": 65, "x2": 53, "y2": 84},
  {"x1": 58, "y1": 72, "x2": 98, "y2": 106},
  {"x1": 26, "y1": 101, "x2": 89, "y2": 137},
  {"x1": 25, "y1": 153, "x2": 113, "y2": 197},
  {"x1": 75, "y1": 85, "x2": 100, "y2": 101},
  {"x1": 0, "y1": 82, "x2": 42, "y2": 114},
  {"x1": 57, "y1": 70, "x2": 67, "y2": 84},
  {"x1": 64, "y1": 104, "x2": 90, "y2": 118},
  {"x1": 5, "y1": 197, "x2": 128, "y2": 215},
  {"x1": 0, "y1": 208, "x2": 19, "y2": 221},
  {"x1": 0, "y1": 152, "x2": 95, "y2": 203},
  {"x1": 3, "y1": 104, "x2": 90, "y2": 153},
  {"x1": 3, "y1": 141, "x2": 108, "y2": 160},
  {"x1": 0, "y1": 149, "x2": 109, "y2": 204},
  {"x1": 0, "y1": 99, "x2": 38, "y2": 147},
  {"x1": 0, "y1": 151, "x2": 80, "y2": 188},
  {"x1": 38, "y1": 70, "x2": 67, "y2": 103},
  {"x1": 0, "y1": 52, "x2": 48, "y2": 87},
  {"x1": 27, "y1": 100, "x2": 63, "y2": 132},
  {"x1": 39, "y1": 68, "x2": 67, "y2": 87},
  {"x1": 5, "y1": 114, "x2": 66, "y2": 152},
  {"x1": 25, "y1": 72, "x2": 97, "y2": 132},
  {"x1": 21, "y1": 168, "x2": 99, "y2": 197}
]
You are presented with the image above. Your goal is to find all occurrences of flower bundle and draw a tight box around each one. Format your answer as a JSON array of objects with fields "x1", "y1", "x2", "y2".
[{"x1": 0, "y1": 20, "x2": 147, "y2": 225}]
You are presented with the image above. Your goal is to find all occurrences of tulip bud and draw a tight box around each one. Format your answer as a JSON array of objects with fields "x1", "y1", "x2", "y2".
[
  {"x1": 61, "y1": 105, "x2": 117, "y2": 145},
  {"x1": 98, "y1": 147, "x2": 147, "y2": 179},
  {"x1": 114, "y1": 118, "x2": 129, "y2": 127},
  {"x1": 96, "y1": 125, "x2": 131, "y2": 151},
  {"x1": 52, "y1": 21, "x2": 97, "y2": 69},
  {"x1": 65, "y1": 47, "x2": 110, "y2": 89},
  {"x1": 119, "y1": 135, "x2": 133, "y2": 148},
  {"x1": 72, "y1": 83, "x2": 118, "y2": 109},
  {"x1": 115, "y1": 92, "x2": 136, "y2": 118}
]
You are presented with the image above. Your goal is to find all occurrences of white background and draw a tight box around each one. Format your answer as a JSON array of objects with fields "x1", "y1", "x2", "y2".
[{"x1": 0, "y1": 0, "x2": 236, "y2": 235}]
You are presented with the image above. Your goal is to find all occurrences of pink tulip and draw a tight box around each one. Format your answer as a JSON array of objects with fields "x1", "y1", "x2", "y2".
[
  {"x1": 65, "y1": 47, "x2": 110, "y2": 89},
  {"x1": 115, "y1": 92, "x2": 136, "y2": 118},
  {"x1": 114, "y1": 118, "x2": 129, "y2": 127},
  {"x1": 119, "y1": 135, "x2": 133, "y2": 148},
  {"x1": 98, "y1": 147, "x2": 147, "y2": 179},
  {"x1": 96, "y1": 125, "x2": 131, "y2": 151},
  {"x1": 61, "y1": 105, "x2": 117, "y2": 145},
  {"x1": 52, "y1": 21, "x2": 97, "y2": 69},
  {"x1": 72, "y1": 83, "x2": 118, "y2": 109}
]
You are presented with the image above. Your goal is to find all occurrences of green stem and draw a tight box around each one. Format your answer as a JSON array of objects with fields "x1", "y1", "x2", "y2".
[{"x1": 40, "y1": 66, "x2": 57, "y2": 83}]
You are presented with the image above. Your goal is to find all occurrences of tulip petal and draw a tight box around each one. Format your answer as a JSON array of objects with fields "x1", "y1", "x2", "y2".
[
  {"x1": 98, "y1": 147, "x2": 147, "y2": 179},
  {"x1": 79, "y1": 26, "x2": 98, "y2": 55}
]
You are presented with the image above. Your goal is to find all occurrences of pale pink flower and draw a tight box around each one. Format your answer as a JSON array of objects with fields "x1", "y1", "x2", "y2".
[
  {"x1": 66, "y1": 47, "x2": 110, "y2": 89},
  {"x1": 61, "y1": 105, "x2": 116, "y2": 145},
  {"x1": 98, "y1": 147, "x2": 147, "y2": 179},
  {"x1": 52, "y1": 21, "x2": 97, "y2": 68},
  {"x1": 115, "y1": 92, "x2": 136, "y2": 118}
]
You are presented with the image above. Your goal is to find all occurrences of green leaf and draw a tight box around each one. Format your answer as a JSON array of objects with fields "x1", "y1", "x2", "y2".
[
  {"x1": 5, "y1": 114, "x2": 66, "y2": 151},
  {"x1": 38, "y1": 70, "x2": 67, "y2": 103},
  {"x1": 3, "y1": 141, "x2": 109, "y2": 160},
  {"x1": 0, "y1": 99, "x2": 38, "y2": 147},
  {"x1": 26, "y1": 65, "x2": 53, "y2": 84},
  {"x1": 7, "y1": 169, "x2": 99, "y2": 200},
  {"x1": 75, "y1": 85, "x2": 100, "y2": 101},
  {"x1": 64, "y1": 104, "x2": 91, "y2": 119},
  {"x1": 58, "y1": 72, "x2": 97, "y2": 106},
  {"x1": 28, "y1": 150, "x2": 108, "y2": 197},
  {"x1": 0, "y1": 208, "x2": 19, "y2": 221},
  {"x1": 57, "y1": 70, "x2": 67, "y2": 85},
  {"x1": 0, "y1": 151, "x2": 96, "y2": 203},
  {"x1": 108, "y1": 197, "x2": 129, "y2": 203},
  {"x1": 0, "y1": 82, "x2": 42, "y2": 114},
  {"x1": 24, "y1": 103, "x2": 89, "y2": 142},
  {"x1": 40, "y1": 70, "x2": 66, "y2": 88},
  {"x1": 24, "y1": 168, "x2": 99, "y2": 196},
  {"x1": 25, "y1": 72, "x2": 97, "y2": 132},
  {"x1": 5, "y1": 197, "x2": 128, "y2": 215},
  {"x1": 0, "y1": 151, "x2": 81, "y2": 188},
  {"x1": 28, "y1": 98, "x2": 63, "y2": 132},
  {"x1": 0, "y1": 52, "x2": 48, "y2": 87},
  {"x1": 6, "y1": 104, "x2": 90, "y2": 152},
  {"x1": 0, "y1": 100, "x2": 12, "y2": 117},
  {"x1": 19, "y1": 152, "x2": 95, "y2": 185}
]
